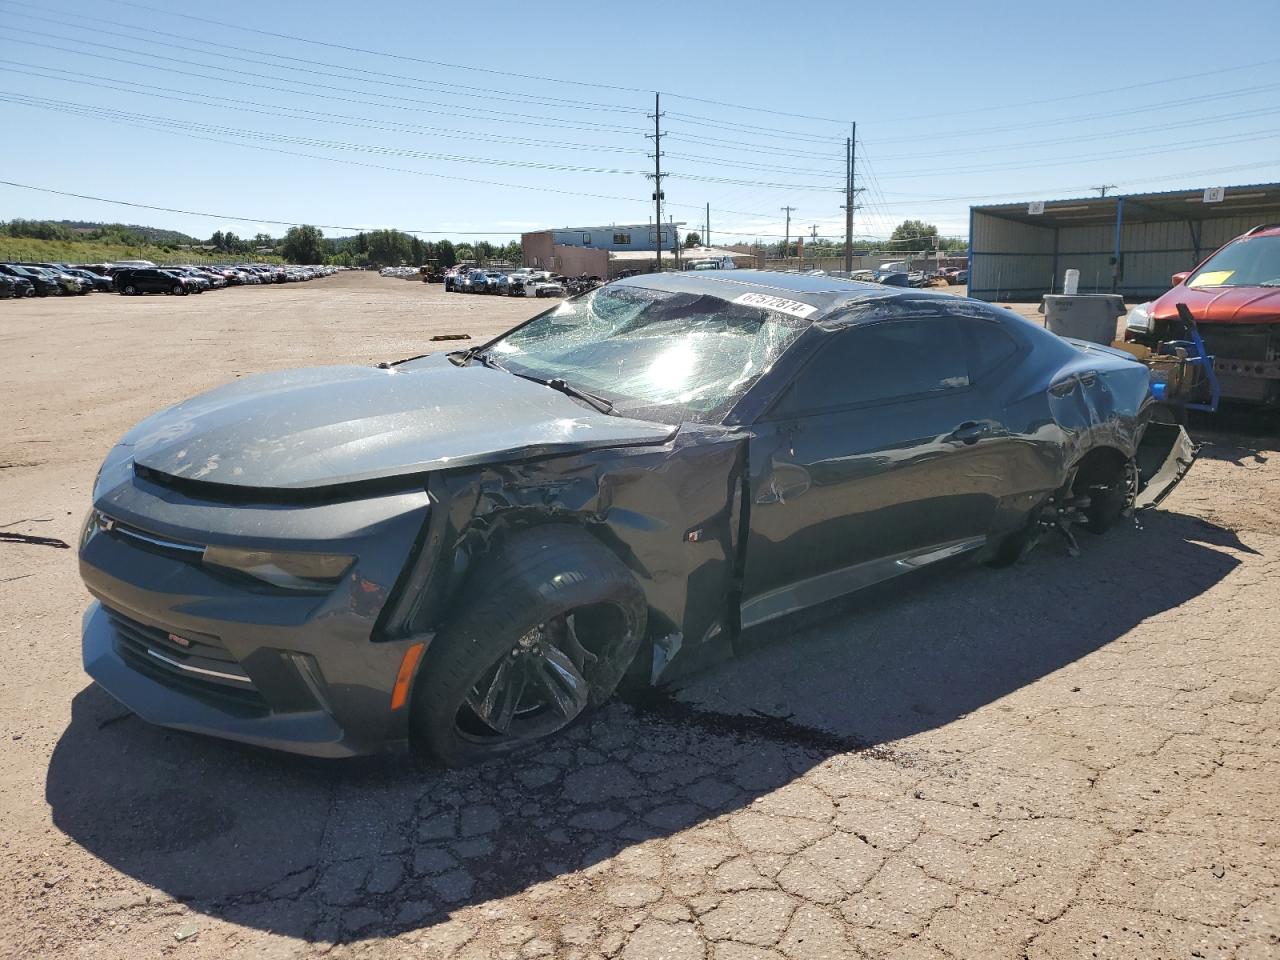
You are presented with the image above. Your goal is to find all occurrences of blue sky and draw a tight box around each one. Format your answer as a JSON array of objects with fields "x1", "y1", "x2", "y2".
[{"x1": 1, "y1": 0, "x2": 1278, "y2": 246}]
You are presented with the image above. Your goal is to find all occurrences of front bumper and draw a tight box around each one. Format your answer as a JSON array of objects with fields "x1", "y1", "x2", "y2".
[
  {"x1": 82, "y1": 602, "x2": 402, "y2": 757},
  {"x1": 79, "y1": 468, "x2": 433, "y2": 757}
]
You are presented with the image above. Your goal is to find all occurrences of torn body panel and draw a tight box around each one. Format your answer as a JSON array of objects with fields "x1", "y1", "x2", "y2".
[
  {"x1": 1134, "y1": 422, "x2": 1197, "y2": 509},
  {"x1": 398, "y1": 426, "x2": 748, "y2": 684}
]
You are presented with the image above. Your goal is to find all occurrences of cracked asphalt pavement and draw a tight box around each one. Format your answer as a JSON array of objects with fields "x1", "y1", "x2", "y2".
[{"x1": 2, "y1": 273, "x2": 1277, "y2": 959}]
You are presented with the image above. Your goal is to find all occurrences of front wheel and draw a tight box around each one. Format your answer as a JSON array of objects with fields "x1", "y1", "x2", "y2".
[
  {"x1": 412, "y1": 526, "x2": 647, "y2": 767},
  {"x1": 172, "y1": 284, "x2": 187, "y2": 296}
]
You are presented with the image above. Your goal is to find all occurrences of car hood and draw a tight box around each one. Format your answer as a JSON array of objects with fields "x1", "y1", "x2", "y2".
[
  {"x1": 123, "y1": 355, "x2": 677, "y2": 491},
  {"x1": 1152, "y1": 284, "x2": 1280, "y2": 324}
]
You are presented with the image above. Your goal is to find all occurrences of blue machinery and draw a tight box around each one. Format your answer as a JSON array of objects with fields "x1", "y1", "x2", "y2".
[{"x1": 1149, "y1": 302, "x2": 1221, "y2": 414}]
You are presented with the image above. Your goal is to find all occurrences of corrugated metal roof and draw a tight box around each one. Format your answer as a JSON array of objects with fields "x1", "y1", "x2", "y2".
[{"x1": 972, "y1": 181, "x2": 1280, "y2": 227}]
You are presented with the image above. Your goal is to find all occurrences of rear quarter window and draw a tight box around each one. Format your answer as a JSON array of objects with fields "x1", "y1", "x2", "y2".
[{"x1": 964, "y1": 318, "x2": 1020, "y2": 381}]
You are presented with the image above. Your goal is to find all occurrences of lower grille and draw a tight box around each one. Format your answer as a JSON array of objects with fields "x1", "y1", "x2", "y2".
[{"x1": 106, "y1": 608, "x2": 268, "y2": 716}]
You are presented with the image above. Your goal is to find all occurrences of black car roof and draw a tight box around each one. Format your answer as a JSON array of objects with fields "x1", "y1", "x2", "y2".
[{"x1": 608, "y1": 268, "x2": 962, "y2": 321}]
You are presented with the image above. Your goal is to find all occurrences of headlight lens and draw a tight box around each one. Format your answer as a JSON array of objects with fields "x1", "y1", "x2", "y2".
[
  {"x1": 79, "y1": 509, "x2": 99, "y2": 550},
  {"x1": 202, "y1": 545, "x2": 355, "y2": 592},
  {"x1": 1126, "y1": 301, "x2": 1153, "y2": 334}
]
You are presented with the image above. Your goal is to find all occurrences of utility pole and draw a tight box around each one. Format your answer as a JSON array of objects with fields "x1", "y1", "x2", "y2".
[
  {"x1": 781, "y1": 206, "x2": 796, "y2": 266},
  {"x1": 843, "y1": 134, "x2": 853, "y2": 271},
  {"x1": 1094, "y1": 184, "x2": 1117, "y2": 197},
  {"x1": 705, "y1": 202, "x2": 710, "y2": 249},
  {"x1": 647, "y1": 93, "x2": 665, "y2": 273}
]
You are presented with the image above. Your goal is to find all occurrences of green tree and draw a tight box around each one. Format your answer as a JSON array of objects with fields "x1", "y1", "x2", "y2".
[
  {"x1": 281, "y1": 224, "x2": 325, "y2": 263},
  {"x1": 365, "y1": 229, "x2": 410, "y2": 266},
  {"x1": 435, "y1": 239, "x2": 457, "y2": 267},
  {"x1": 683, "y1": 231, "x2": 702, "y2": 248},
  {"x1": 455, "y1": 243, "x2": 475, "y2": 263},
  {"x1": 890, "y1": 219, "x2": 938, "y2": 250},
  {"x1": 2, "y1": 219, "x2": 72, "y2": 241}
]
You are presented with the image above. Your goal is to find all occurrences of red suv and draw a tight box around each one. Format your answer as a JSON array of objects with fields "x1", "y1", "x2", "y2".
[{"x1": 1125, "y1": 223, "x2": 1280, "y2": 407}]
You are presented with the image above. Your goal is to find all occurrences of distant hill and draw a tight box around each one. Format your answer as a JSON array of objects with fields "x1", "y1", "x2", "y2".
[{"x1": 52, "y1": 220, "x2": 200, "y2": 245}]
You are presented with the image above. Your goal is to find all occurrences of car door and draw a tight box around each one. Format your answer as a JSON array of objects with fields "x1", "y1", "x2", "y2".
[{"x1": 739, "y1": 313, "x2": 1022, "y2": 630}]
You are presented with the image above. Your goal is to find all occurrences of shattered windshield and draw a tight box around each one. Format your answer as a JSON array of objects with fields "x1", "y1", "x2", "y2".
[{"x1": 487, "y1": 284, "x2": 810, "y2": 422}]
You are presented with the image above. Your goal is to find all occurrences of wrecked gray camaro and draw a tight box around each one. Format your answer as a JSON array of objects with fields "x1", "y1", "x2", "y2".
[{"x1": 79, "y1": 270, "x2": 1193, "y2": 764}]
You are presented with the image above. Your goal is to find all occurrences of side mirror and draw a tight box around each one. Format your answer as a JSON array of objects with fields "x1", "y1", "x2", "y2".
[{"x1": 1172, "y1": 271, "x2": 1191, "y2": 286}]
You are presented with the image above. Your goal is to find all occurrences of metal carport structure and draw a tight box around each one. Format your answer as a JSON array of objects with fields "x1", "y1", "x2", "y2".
[{"x1": 968, "y1": 182, "x2": 1280, "y2": 302}]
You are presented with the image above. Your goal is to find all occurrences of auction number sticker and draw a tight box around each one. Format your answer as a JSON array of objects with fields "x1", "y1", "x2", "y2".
[{"x1": 733, "y1": 292, "x2": 818, "y2": 318}]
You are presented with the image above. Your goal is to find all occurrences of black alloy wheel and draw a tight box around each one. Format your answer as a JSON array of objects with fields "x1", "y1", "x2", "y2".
[
  {"x1": 413, "y1": 527, "x2": 646, "y2": 766},
  {"x1": 458, "y1": 614, "x2": 593, "y2": 743}
]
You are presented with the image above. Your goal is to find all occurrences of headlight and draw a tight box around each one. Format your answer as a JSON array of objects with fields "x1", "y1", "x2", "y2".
[
  {"x1": 201, "y1": 545, "x2": 355, "y2": 592},
  {"x1": 1126, "y1": 302, "x2": 1153, "y2": 334},
  {"x1": 79, "y1": 509, "x2": 99, "y2": 550}
]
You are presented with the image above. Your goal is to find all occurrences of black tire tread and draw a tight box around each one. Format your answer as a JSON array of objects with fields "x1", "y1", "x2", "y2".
[{"x1": 412, "y1": 525, "x2": 646, "y2": 766}]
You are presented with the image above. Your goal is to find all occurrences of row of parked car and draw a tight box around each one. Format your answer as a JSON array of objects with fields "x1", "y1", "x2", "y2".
[
  {"x1": 378, "y1": 263, "x2": 574, "y2": 297},
  {"x1": 0, "y1": 260, "x2": 337, "y2": 299},
  {"x1": 446, "y1": 267, "x2": 568, "y2": 298}
]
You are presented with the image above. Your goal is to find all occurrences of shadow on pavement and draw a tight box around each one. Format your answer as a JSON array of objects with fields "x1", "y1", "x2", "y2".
[{"x1": 45, "y1": 509, "x2": 1244, "y2": 944}]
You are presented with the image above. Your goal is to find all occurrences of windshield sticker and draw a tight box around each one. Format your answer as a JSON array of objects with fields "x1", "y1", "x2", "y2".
[
  {"x1": 1188, "y1": 270, "x2": 1234, "y2": 288},
  {"x1": 732, "y1": 292, "x2": 818, "y2": 318}
]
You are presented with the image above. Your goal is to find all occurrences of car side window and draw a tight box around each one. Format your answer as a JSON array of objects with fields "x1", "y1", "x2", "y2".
[
  {"x1": 963, "y1": 317, "x2": 1020, "y2": 381},
  {"x1": 774, "y1": 318, "x2": 969, "y2": 415}
]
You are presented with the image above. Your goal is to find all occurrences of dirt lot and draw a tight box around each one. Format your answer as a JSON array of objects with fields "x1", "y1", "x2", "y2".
[{"x1": 1, "y1": 272, "x2": 1277, "y2": 960}]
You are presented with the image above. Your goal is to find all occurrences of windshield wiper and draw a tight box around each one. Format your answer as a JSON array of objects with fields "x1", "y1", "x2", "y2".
[
  {"x1": 449, "y1": 348, "x2": 612, "y2": 413},
  {"x1": 447, "y1": 345, "x2": 481, "y2": 366},
  {"x1": 448, "y1": 346, "x2": 507, "y2": 372},
  {"x1": 541, "y1": 377, "x2": 614, "y2": 414}
]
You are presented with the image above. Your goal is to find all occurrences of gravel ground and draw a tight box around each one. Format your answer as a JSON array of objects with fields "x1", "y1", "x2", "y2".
[{"x1": 1, "y1": 272, "x2": 1277, "y2": 960}]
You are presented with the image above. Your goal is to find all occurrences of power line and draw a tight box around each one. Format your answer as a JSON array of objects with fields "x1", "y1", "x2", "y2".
[
  {"x1": 1, "y1": 96, "x2": 785, "y2": 219},
  {"x1": 0, "y1": 62, "x2": 646, "y2": 156},
  {"x1": 0, "y1": 179, "x2": 525, "y2": 234},
  {"x1": 0, "y1": 92, "x2": 846, "y2": 194},
  {"x1": 0, "y1": 32, "x2": 647, "y2": 135},
  {"x1": 882, "y1": 53, "x2": 1280, "y2": 125},
  {"x1": 2, "y1": 5, "x2": 859, "y2": 148},
  {"x1": 0, "y1": 93, "x2": 650, "y2": 176},
  {"x1": 874, "y1": 127, "x2": 1280, "y2": 179},
  {"x1": 0, "y1": 57, "x2": 850, "y2": 176},
  {"x1": 91, "y1": 0, "x2": 855, "y2": 127},
  {"x1": 843, "y1": 159, "x2": 1280, "y2": 207},
  {"x1": 869, "y1": 78, "x2": 1280, "y2": 144},
  {"x1": 868, "y1": 102, "x2": 1280, "y2": 162},
  {"x1": 0, "y1": 3, "x2": 644, "y2": 116}
]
